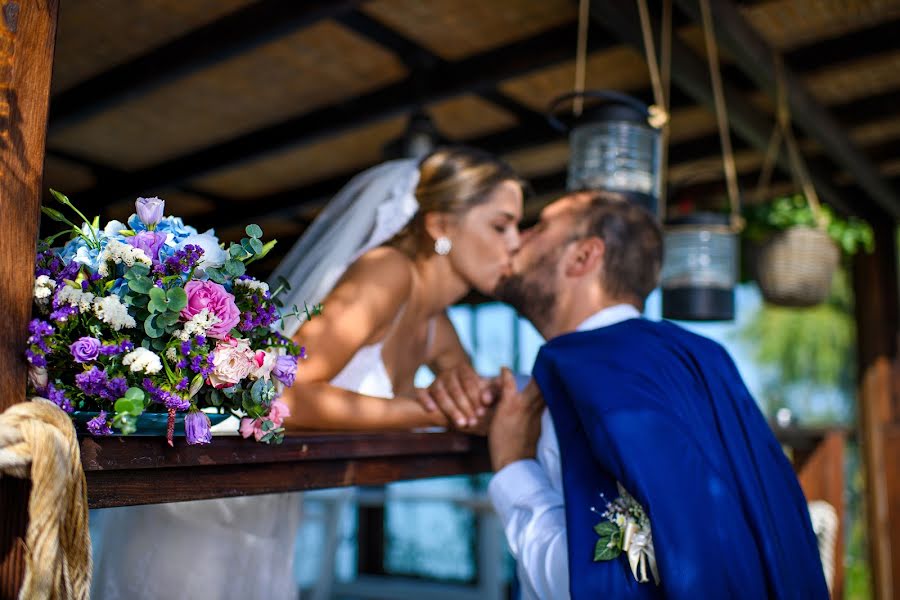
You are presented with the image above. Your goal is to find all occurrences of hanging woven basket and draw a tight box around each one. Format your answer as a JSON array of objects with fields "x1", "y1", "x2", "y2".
[{"x1": 755, "y1": 225, "x2": 839, "y2": 307}]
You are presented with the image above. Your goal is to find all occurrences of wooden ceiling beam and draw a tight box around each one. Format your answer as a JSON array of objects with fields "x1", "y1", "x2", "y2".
[
  {"x1": 672, "y1": 0, "x2": 900, "y2": 219},
  {"x1": 48, "y1": 0, "x2": 362, "y2": 132},
  {"x1": 72, "y1": 20, "x2": 616, "y2": 214}
]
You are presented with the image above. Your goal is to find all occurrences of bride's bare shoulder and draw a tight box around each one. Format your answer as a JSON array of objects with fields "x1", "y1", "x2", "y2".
[{"x1": 339, "y1": 246, "x2": 414, "y2": 297}]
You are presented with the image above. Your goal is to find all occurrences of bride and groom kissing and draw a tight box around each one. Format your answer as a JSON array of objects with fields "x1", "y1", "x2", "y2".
[{"x1": 93, "y1": 147, "x2": 828, "y2": 599}]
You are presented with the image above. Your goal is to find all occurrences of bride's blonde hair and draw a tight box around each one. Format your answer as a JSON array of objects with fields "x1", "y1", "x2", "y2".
[{"x1": 389, "y1": 146, "x2": 524, "y2": 256}]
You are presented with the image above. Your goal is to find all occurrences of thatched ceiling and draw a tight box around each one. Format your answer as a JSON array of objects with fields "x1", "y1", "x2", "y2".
[{"x1": 42, "y1": 0, "x2": 900, "y2": 276}]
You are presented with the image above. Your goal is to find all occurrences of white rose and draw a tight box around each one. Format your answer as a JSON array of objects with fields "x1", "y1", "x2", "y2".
[{"x1": 208, "y1": 337, "x2": 255, "y2": 388}]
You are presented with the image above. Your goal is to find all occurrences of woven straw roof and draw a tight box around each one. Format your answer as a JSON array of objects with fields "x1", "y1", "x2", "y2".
[{"x1": 41, "y1": 0, "x2": 900, "y2": 274}]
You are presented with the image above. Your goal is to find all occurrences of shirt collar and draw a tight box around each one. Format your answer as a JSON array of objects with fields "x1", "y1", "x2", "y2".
[{"x1": 575, "y1": 303, "x2": 641, "y2": 332}]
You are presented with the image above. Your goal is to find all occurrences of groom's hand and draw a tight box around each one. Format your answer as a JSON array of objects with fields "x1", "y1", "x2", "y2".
[
  {"x1": 489, "y1": 368, "x2": 544, "y2": 472},
  {"x1": 417, "y1": 362, "x2": 493, "y2": 429}
]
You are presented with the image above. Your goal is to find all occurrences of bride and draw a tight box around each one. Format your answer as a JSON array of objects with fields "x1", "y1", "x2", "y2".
[{"x1": 91, "y1": 146, "x2": 524, "y2": 599}]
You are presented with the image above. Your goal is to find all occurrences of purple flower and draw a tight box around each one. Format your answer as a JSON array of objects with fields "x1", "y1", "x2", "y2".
[
  {"x1": 86, "y1": 411, "x2": 113, "y2": 436},
  {"x1": 128, "y1": 230, "x2": 167, "y2": 263},
  {"x1": 136, "y1": 197, "x2": 165, "y2": 229},
  {"x1": 272, "y1": 354, "x2": 298, "y2": 388},
  {"x1": 70, "y1": 336, "x2": 101, "y2": 363},
  {"x1": 46, "y1": 383, "x2": 73, "y2": 413},
  {"x1": 185, "y1": 411, "x2": 212, "y2": 445},
  {"x1": 75, "y1": 367, "x2": 110, "y2": 398}
]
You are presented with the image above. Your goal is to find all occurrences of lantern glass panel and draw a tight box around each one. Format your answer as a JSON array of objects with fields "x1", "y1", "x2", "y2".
[
  {"x1": 661, "y1": 227, "x2": 737, "y2": 290},
  {"x1": 567, "y1": 120, "x2": 661, "y2": 198}
]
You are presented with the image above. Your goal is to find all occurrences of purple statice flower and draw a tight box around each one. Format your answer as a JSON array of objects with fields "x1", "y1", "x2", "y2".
[
  {"x1": 49, "y1": 304, "x2": 78, "y2": 324},
  {"x1": 119, "y1": 340, "x2": 134, "y2": 353},
  {"x1": 176, "y1": 358, "x2": 188, "y2": 369},
  {"x1": 26, "y1": 319, "x2": 55, "y2": 366},
  {"x1": 108, "y1": 377, "x2": 129, "y2": 399},
  {"x1": 135, "y1": 197, "x2": 165, "y2": 229},
  {"x1": 194, "y1": 334, "x2": 207, "y2": 347},
  {"x1": 58, "y1": 260, "x2": 80, "y2": 283},
  {"x1": 128, "y1": 230, "x2": 167, "y2": 263},
  {"x1": 175, "y1": 377, "x2": 190, "y2": 391},
  {"x1": 143, "y1": 378, "x2": 190, "y2": 410},
  {"x1": 163, "y1": 244, "x2": 204, "y2": 276},
  {"x1": 86, "y1": 411, "x2": 113, "y2": 436},
  {"x1": 75, "y1": 366, "x2": 110, "y2": 398},
  {"x1": 180, "y1": 341, "x2": 192, "y2": 356},
  {"x1": 272, "y1": 354, "x2": 298, "y2": 388},
  {"x1": 298, "y1": 346, "x2": 307, "y2": 360},
  {"x1": 185, "y1": 411, "x2": 212, "y2": 445},
  {"x1": 70, "y1": 336, "x2": 101, "y2": 363},
  {"x1": 46, "y1": 383, "x2": 73, "y2": 413}
]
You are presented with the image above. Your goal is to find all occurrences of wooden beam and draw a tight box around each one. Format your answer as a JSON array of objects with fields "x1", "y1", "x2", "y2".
[
  {"x1": 0, "y1": 2, "x2": 59, "y2": 597},
  {"x1": 73, "y1": 21, "x2": 614, "y2": 212},
  {"x1": 81, "y1": 431, "x2": 490, "y2": 507},
  {"x1": 673, "y1": 0, "x2": 900, "y2": 219},
  {"x1": 853, "y1": 219, "x2": 900, "y2": 600},
  {"x1": 48, "y1": 0, "x2": 361, "y2": 131}
]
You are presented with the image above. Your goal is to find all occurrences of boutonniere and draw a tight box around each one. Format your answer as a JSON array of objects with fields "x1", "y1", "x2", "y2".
[{"x1": 592, "y1": 482, "x2": 660, "y2": 585}]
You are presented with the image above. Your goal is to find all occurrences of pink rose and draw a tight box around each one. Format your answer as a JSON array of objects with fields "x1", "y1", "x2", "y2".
[
  {"x1": 181, "y1": 280, "x2": 241, "y2": 339},
  {"x1": 250, "y1": 350, "x2": 277, "y2": 381},
  {"x1": 239, "y1": 400, "x2": 291, "y2": 441},
  {"x1": 208, "y1": 337, "x2": 255, "y2": 388}
]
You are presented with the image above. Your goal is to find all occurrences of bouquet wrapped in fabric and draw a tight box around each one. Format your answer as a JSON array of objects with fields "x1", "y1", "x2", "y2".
[{"x1": 26, "y1": 190, "x2": 308, "y2": 445}]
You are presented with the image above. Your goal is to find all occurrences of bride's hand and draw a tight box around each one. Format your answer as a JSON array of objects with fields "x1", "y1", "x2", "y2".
[{"x1": 416, "y1": 362, "x2": 494, "y2": 429}]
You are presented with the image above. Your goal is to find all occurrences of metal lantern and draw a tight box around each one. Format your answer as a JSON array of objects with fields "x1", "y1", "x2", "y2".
[
  {"x1": 384, "y1": 110, "x2": 442, "y2": 160},
  {"x1": 548, "y1": 90, "x2": 662, "y2": 216},
  {"x1": 661, "y1": 212, "x2": 738, "y2": 321}
]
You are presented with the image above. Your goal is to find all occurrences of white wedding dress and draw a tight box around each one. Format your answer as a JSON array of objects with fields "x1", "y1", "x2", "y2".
[{"x1": 91, "y1": 337, "x2": 397, "y2": 599}]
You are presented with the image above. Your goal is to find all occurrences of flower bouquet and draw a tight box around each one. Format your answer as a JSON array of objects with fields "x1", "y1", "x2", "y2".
[{"x1": 27, "y1": 190, "x2": 309, "y2": 445}]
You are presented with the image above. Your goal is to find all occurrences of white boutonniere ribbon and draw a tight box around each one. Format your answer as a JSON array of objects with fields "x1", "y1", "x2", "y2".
[{"x1": 592, "y1": 483, "x2": 660, "y2": 585}]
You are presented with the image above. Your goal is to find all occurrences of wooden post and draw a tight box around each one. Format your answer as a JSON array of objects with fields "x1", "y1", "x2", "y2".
[
  {"x1": 0, "y1": 1, "x2": 58, "y2": 597},
  {"x1": 853, "y1": 218, "x2": 899, "y2": 600}
]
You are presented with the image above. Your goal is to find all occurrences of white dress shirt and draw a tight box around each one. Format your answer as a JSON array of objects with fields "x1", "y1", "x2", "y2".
[{"x1": 488, "y1": 304, "x2": 641, "y2": 600}]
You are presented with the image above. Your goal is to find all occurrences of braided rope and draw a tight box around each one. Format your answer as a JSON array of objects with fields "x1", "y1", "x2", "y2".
[{"x1": 0, "y1": 398, "x2": 91, "y2": 600}]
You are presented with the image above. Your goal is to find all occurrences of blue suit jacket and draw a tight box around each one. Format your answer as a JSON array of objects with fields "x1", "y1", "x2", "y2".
[{"x1": 532, "y1": 319, "x2": 828, "y2": 599}]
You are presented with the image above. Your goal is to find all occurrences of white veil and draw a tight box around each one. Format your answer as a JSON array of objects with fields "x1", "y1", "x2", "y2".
[{"x1": 269, "y1": 159, "x2": 421, "y2": 336}]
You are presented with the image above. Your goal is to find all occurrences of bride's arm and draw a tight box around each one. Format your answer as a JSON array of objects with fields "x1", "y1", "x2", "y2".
[{"x1": 281, "y1": 249, "x2": 448, "y2": 431}]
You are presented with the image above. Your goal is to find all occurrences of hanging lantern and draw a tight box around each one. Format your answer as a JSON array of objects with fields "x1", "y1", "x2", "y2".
[
  {"x1": 548, "y1": 90, "x2": 662, "y2": 217},
  {"x1": 384, "y1": 110, "x2": 442, "y2": 160},
  {"x1": 661, "y1": 212, "x2": 737, "y2": 321}
]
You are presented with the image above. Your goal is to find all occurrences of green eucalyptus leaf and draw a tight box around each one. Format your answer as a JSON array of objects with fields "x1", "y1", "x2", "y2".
[
  {"x1": 224, "y1": 260, "x2": 245, "y2": 277},
  {"x1": 229, "y1": 244, "x2": 245, "y2": 258},
  {"x1": 249, "y1": 238, "x2": 263, "y2": 254},
  {"x1": 125, "y1": 387, "x2": 145, "y2": 402},
  {"x1": 129, "y1": 263, "x2": 150, "y2": 278},
  {"x1": 128, "y1": 277, "x2": 153, "y2": 294},
  {"x1": 206, "y1": 268, "x2": 226, "y2": 284},
  {"x1": 245, "y1": 224, "x2": 262, "y2": 239},
  {"x1": 166, "y1": 287, "x2": 187, "y2": 311},
  {"x1": 144, "y1": 315, "x2": 165, "y2": 338}
]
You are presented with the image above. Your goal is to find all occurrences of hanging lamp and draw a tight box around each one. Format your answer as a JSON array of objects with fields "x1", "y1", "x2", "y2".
[{"x1": 660, "y1": 0, "x2": 742, "y2": 321}]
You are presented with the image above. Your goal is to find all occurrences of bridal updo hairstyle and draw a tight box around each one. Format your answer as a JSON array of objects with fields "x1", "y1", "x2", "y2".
[{"x1": 389, "y1": 146, "x2": 524, "y2": 256}]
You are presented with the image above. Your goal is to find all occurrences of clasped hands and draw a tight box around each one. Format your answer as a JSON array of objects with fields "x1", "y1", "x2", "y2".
[{"x1": 416, "y1": 364, "x2": 544, "y2": 471}]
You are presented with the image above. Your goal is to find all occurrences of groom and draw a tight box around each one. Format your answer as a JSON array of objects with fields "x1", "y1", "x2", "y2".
[{"x1": 426, "y1": 190, "x2": 828, "y2": 599}]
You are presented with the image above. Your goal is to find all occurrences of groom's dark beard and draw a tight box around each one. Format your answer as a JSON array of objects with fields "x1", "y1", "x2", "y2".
[{"x1": 493, "y1": 252, "x2": 559, "y2": 331}]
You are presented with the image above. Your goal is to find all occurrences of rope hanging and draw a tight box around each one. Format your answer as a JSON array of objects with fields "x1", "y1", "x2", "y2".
[
  {"x1": 636, "y1": 0, "x2": 672, "y2": 217},
  {"x1": 0, "y1": 398, "x2": 92, "y2": 600},
  {"x1": 699, "y1": 0, "x2": 743, "y2": 231},
  {"x1": 573, "y1": 0, "x2": 590, "y2": 116}
]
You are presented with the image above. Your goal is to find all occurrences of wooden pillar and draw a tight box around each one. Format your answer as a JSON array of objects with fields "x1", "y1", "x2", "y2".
[
  {"x1": 853, "y1": 218, "x2": 899, "y2": 600},
  {"x1": 0, "y1": 1, "x2": 58, "y2": 597}
]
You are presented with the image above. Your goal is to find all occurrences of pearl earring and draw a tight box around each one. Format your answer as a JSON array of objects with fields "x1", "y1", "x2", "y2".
[{"x1": 434, "y1": 236, "x2": 452, "y2": 256}]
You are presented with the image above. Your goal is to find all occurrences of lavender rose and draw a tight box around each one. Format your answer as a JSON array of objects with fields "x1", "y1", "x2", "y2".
[
  {"x1": 272, "y1": 354, "x2": 298, "y2": 388},
  {"x1": 70, "y1": 336, "x2": 101, "y2": 363},
  {"x1": 136, "y1": 196, "x2": 165, "y2": 229},
  {"x1": 181, "y1": 280, "x2": 241, "y2": 339},
  {"x1": 185, "y1": 411, "x2": 212, "y2": 445},
  {"x1": 208, "y1": 337, "x2": 255, "y2": 388},
  {"x1": 128, "y1": 230, "x2": 167, "y2": 263}
]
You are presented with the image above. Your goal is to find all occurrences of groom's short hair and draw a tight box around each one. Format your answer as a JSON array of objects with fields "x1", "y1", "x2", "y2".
[{"x1": 575, "y1": 190, "x2": 663, "y2": 306}]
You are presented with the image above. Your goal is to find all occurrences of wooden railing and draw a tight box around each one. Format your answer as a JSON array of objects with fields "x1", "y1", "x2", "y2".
[{"x1": 81, "y1": 431, "x2": 490, "y2": 508}]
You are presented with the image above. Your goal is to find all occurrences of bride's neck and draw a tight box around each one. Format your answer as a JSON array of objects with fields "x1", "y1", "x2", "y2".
[{"x1": 412, "y1": 254, "x2": 469, "y2": 316}]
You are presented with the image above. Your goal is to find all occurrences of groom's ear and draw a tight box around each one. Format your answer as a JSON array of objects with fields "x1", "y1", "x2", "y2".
[{"x1": 564, "y1": 237, "x2": 605, "y2": 277}]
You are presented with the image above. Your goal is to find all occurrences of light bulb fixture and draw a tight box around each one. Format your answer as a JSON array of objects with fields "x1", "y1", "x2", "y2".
[{"x1": 384, "y1": 110, "x2": 443, "y2": 160}]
